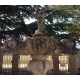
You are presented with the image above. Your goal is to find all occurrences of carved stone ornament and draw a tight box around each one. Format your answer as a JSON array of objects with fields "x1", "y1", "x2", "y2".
[
  {"x1": 35, "y1": 7, "x2": 45, "y2": 31},
  {"x1": 33, "y1": 7, "x2": 47, "y2": 36},
  {"x1": 1, "y1": 7, "x2": 77, "y2": 75},
  {"x1": 3, "y1": 36, "x2": 59, "y2": 55},
  {"x1": 60, "y1": 39, "x2": 77, "y2": 54}
]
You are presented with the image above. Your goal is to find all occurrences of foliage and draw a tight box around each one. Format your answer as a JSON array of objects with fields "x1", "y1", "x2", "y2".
[
  {"x1": 45, "y1": 5, "x2": 80, "y2": 40},
  {"x1": 0, "y1": 5, "x2": 80, "y2": 42}
]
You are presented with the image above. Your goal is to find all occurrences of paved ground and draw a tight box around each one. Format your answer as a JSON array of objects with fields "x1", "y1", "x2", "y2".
[{"x1": 1, "y1": 68, "x2": 53, "y2": 75}]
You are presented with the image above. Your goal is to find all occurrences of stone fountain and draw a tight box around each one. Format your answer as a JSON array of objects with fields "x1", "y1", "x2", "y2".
[{"x1": 1, "y1": 7, "x2": 77, "y2": 75}]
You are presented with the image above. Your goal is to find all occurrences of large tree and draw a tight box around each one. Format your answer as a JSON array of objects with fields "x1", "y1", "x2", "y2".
[
  {"x1": 0, "y1": 5, "x2": 38, "y2": 38},
  {"x1": 45, "y1": 5, "x2": 80, "y2": 39},
  {"x1": 0, "y1": 5, "x2": 80, "y2": 44}
]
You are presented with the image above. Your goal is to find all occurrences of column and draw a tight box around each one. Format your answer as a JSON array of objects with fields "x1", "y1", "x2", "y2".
[
  {"x1": 53, "y1": 55, "x2": 59, "y2": 75},
  {"x1": 0, "y1": 49, "x2": 3, "y2": 74},
  {"x1": 0, "y1": 40, "x2": 3, "y2": 74},
  {"x1": 69, "y1": 54, "x2": 76, "y2": 75},
  {"x1": 11, "y1": 54, "x2": 19, "y2": 75}
]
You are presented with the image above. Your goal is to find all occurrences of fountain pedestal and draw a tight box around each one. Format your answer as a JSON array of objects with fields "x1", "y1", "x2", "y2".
[{"x1": 27, "y1": 55, "x2": 53, "y2": 75}]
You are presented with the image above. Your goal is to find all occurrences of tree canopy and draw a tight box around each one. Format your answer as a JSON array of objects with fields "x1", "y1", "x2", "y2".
[{"x1": 0, "y1": 5, "x2": 80, "y2": 43}]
